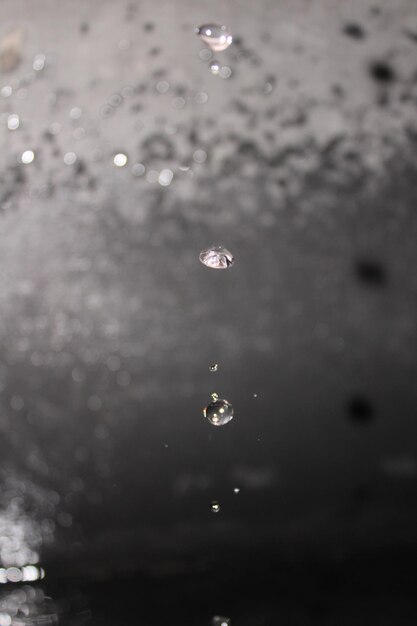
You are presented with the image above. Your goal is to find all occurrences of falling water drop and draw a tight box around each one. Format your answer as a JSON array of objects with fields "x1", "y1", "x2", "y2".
[
  {"x1": 209, "y1": 60, "x2": 221, "y2": 75},
  {"x1": 204, "y1": 397, "x2": 234, "y2": 426},
  {"x1": 199, "y1": 246, "x2": 234, "y2": 269},
  {"x1": 210, "y1": 501, "x2": 221, "y2": 513},
  {"x1": 233, "y1": 488, "x2": 240, "y2": 494},
  {"x1": 196, "y1": 24, "x2": 233, "y2": 52},
  {"x1": 209, "y1": 363, "x2": 218, "y2": 372}
]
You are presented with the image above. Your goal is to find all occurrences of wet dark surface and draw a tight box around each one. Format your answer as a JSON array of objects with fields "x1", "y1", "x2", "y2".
[{"x1": 1, "y1": 0, "x2": 417, "y2": 623}]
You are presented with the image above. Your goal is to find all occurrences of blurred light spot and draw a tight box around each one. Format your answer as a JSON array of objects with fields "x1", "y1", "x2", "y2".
[
  {"x1": 118, "y1": 39, "x2": 130, "y2": 50},
  {"x1": 193, "y1": 149, "x2": 207, "y2": 163},
  {"x1": 10, "y1": 395, "x2": 24, "y2": 411},
  {"x1": 6, "y1": 567, "x2": 23, "y2": 583},
  {"x1": 158, "y1": 168, "x2": 174, "y2": 186},
  {"x1": 113, "y1": 153, "x2": 127, "y2": 167},
  {"x1": 21, "y1": 150, "x2": 35, "y2": 164},
  {"x1": 132, "y1": 163, "x2": 145, "y2": 177},
  {"x1": 32, "y1": 53, "x2": 46, "y2": 71},
  {"x1": 94, "y1": 424, "x2": 109, "y2": 440},
  {"x1": 210, "y1": 501, "x2": 220, "y2": 513},
  {"x1": 116, "y1": 370, "x2": 131, "y2": 387},
  {"x1": 57, "y1": 512, "x2": 72, "y2": 528},
  {"x1": 156, "y1": 80, "x2": 170, "y2": 93},
  {"x1": 0, "y1": 613, "x2": 11, "y2": 626},
  {"x1": 69, "y1": 107, "x2": 82, "y2": 120},
  {"x1": 49, "y1": 122, "x2": 61, "y2": 135},
  {"x1": 219, "y1": 65, "x2": 232, "y2": 79},
  {"x1": 172, "y1": 96, "x2": 185, "y2": 110},
  {"x1": 91, "y1": 148, "x2": 103, "y2": 162},
  {"x1": 109, "y1": 93, "x2": 122, "y2": 107},
  {"x1": 195, "y1": 91, "x2": 208, "y2": 104},
  {"x1": 87, "y1": 395, "x2": 102, "y2": 411},
  {"x1": 72, "y1": 127, "x2": 86, "y2": 140},
  {"x1": 121, "y1": 85, "x2": 134, "y2": 98},
  {"x1": 106, "y1": 355, "x2": 121, "y2": 371},
  {"x1": 1, "y1": 85, "x2": 12, "y2": 98},
  {"x1": 233, "y1": 487, "x2": 240, "y2": 494},
  {"x1": 146, "y1": 169, "x2": 159, "y2": 183},
  {"x1": 199, "y1": 48, "x2": 213, "y2": 61},
  {"x1": 64, "y1": 151, "x2": 77, "y2": 165},
  {"x1": 7, "y1": 114, "x2": 19, "y2": 130},
  {"x1": 22, "y1": 565, "x2": 40, "y2": 582}
]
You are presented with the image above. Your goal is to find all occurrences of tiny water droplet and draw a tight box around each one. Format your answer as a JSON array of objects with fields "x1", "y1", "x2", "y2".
[
  {"x1": 233, "y1": 487, "x2": 240, "y2": 494},
  {"x1": 210, "y1": 501, "x2": 221, "y2": 513},
  {"x1": 209, "y1": 60, "x2": 220, "y2": 75},
  {"x1": 211, "y1": 392, "x2": 219, "y2": 401},
  {"x1": 253, "y1": 393, "x2": 258, "y2": 398},
  {"x1": 204, "y1": 397, "x2": 233, "y2": 426},
  {"x1": 209, "y1": 363, "x2": 218, "y2": 372},
  {"x1": 196, "y1": 24, "x2": 233, "y2": 52},
  {"x1": 199, "y1": 246, "x2": 234, "y2": 269}
]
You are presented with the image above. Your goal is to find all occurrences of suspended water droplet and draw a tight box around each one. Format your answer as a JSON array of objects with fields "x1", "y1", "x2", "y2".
[
  {"x1": 199, "y1": 246, "x2": 234, "y2": 269},
  {"x1": 233, "y1": 487, "x2": 240, "y2": 494},
  {"x1": 209, "y1": 60, "x2": 220, "y2": 75},
  {"x1": 209, "y1": 363, "x2": 218, "y2": 373},
  {"x1": 211, "y1": 392, "x2": 219, "y2": 401},
  {"x1": 210, "y1": 501, "x2": 221, "y2": 513},
  {"x1": 196, "y1": 24, "x2": 233, "y2": 52},
  {"x1": 204, "y1": 397, "x2": 234, "y2": 426}
]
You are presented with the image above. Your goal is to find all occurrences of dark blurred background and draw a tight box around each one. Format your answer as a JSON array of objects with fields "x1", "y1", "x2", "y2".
[{"x1": 1, "y1": 0, "x2": 417, "y2": 624}]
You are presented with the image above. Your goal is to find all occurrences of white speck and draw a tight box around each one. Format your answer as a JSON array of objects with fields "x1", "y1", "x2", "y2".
[
  {"x1": 7, "y1": 114, "x2": 19, "y2": 130},
  {"x1": 21, "y1": 150, "x2": 35, "y2": 164},
  {"x1": 64, "y1": 151, "x2": 77, "y2": 165},
  {"x1": 113, "y1": 153, "x2": 128, "y2": 167},
  {"x1": 234, "y1": 487, "x2": 240, "y2": 494}
]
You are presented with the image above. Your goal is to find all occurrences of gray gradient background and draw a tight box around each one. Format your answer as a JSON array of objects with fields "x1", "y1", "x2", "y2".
[{"x1": 1, "y1": 1, "x2": 417, "y2": 624}]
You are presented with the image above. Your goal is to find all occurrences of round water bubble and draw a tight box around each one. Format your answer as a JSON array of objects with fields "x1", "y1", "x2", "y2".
[
  {"x1": 196, "y1": 24, "x2": 233, "y2": 52},
  {"x1": 204, "y1": 397, "x2": 233, "y2": 426},
  {"x1": 209, "y1": 363, "x2": 218, "y2": 372},
  {"x1": 199, "y1": 245, "x2": 234, "y2": 269},
  {"x1": 210, "y1": 501, "x2": 221, "y2": 513}
]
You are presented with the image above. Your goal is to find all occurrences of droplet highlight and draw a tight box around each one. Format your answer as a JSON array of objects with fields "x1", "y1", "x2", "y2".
[
  {"x1": 209, "y1": 363, "x2": 218, "y2": 373},
  {"x1": 204, "y1": 397, "x2": 234, "y2": 426},
  {"x1": 199, "y1": 246, "x2": 234, "y2": 269},
  {"x1": 210, "y1": 501, "x2": 221, "y2": 513},
  {"x1": 196, "y1": 24, "x2": 233, "y2": 52}
]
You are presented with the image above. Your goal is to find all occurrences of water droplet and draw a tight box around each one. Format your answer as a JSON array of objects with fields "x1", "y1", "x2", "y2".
[
  {"x1": 219, "y1": 65, "x2": 232, "y2": 79},
  {"x1": 233, "y1": 488, "x2": 240, "y2": 494},
  {"x1": 253, "y1": 393, "x2": 258, "y2": 398},
  {"x1": 210, "y1": 501, "x2": 221, "y2": 513},
  {"x1": 1, "y1": 85, "x2": 12, "y2": 98},
  {"x1": 199, "y1": 246, "x2": 234, "y2": 269},
  {"x1": 211, "y1": 392, "x2": 219, "y2": 401},
  {"x1": 158, "y1": 168, "x2": 174, "y2": 186},
  {"x1": 204, "y1": 398, "x2": 234, "y2": 426},
  {"x1": 209, "y1": 363, "x2": 218, "y2": 372},
  {"x1": 209, "y1": 60, "x2": 220, "y2": 75},
  {"x1": 199, "y1": 48, "x2": 213, "y2": 61},
  {"x1": 69, "y1": 107, "x2": 82, "y2": 120},
  {"x1": 196, "y1": 24, "x2": 233, "y2": 52}
]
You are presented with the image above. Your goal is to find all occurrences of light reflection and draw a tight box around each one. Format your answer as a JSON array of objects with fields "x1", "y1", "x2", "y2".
[
  {"x1": 32, "y1": 54, "x2": 46, "y2": 71},
  {"x1": 20, "y1": 151, "x2": 35, "y2": 165},
  {"x1": 7, "y1": 114, "x2": 19, "y2": 131},
  {"x1": 113, "y1": 153, "x2": 128, "y2": 167}
]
